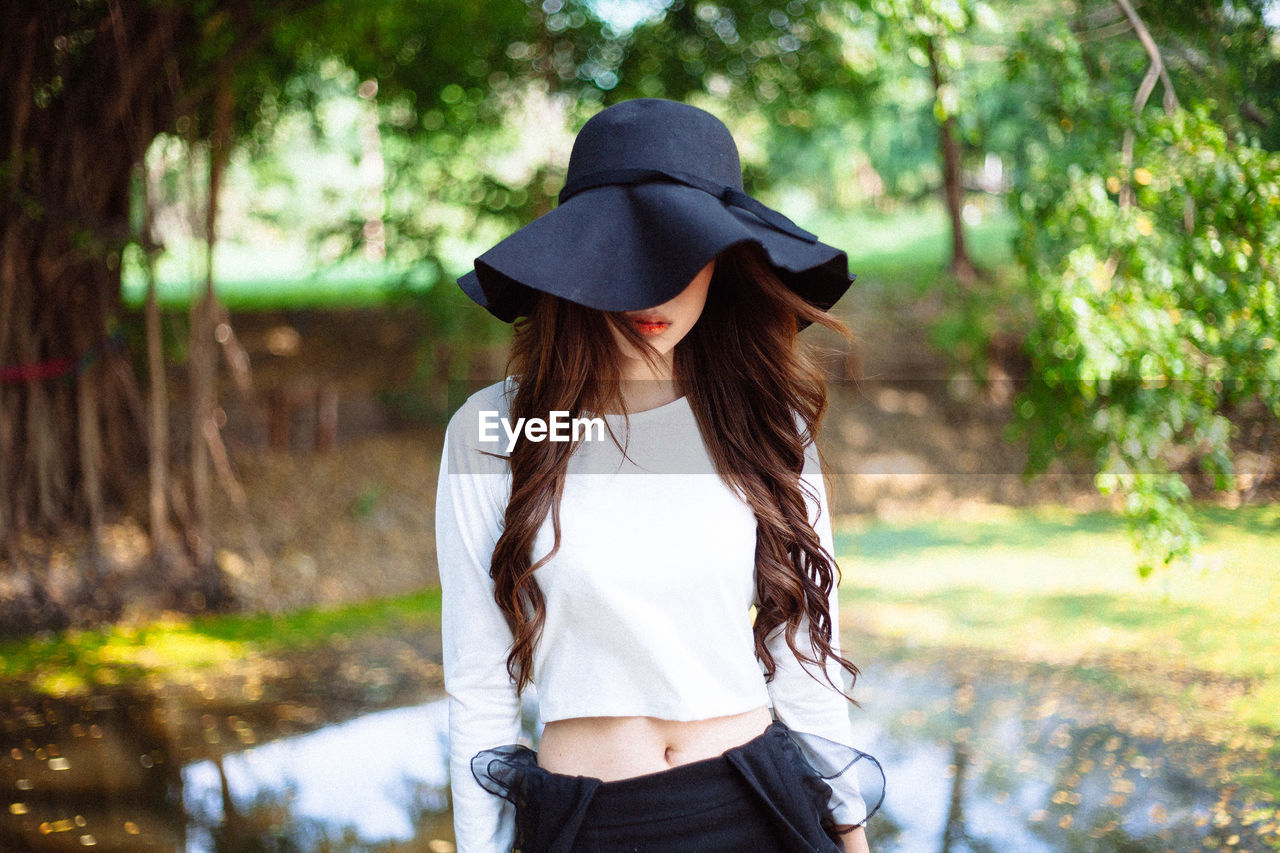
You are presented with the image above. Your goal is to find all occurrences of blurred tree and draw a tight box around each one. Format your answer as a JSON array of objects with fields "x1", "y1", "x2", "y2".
[
  {"x1": 611, "y1": 0, "x2": 865, "y2": 108},
  {"x1": 1005, "y1": 0, "x2": 1280, "y2": 572},
  {"x1": 0, "y1": 0, "x2": 883, "y2": 585},
  {"x1": 12, "y1": 0, "x2": 1269, "y2": 612},
  {"x1": 2, "y1": 0, "x2": 884, "y2": 623},
  {"x1": 0, "y1": 0, "x2": 566, "y2": 625},
  {"x1": 861, "y1": 0, "x2": 999, "y2": 284},
  {"x1": 0, "y1": 0, "x2": 287, "y2": 615},
  {"x1": 605, "y1": 0, "x2": 882, "y2": 198}
]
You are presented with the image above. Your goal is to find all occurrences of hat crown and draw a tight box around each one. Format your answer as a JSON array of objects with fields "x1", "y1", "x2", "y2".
[{"x1": 566, "y1": 99, "x2": 743, "y2": 191}]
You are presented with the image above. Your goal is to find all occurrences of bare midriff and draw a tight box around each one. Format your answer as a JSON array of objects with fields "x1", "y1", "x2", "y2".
[{"x1": 536, "y1": 705, "x2": 774, "y2": 782}]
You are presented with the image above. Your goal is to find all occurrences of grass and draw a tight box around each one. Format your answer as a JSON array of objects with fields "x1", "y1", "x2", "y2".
[
  {"x1": 8, "y1": 498, "x2": 1272, "y2": 726},
  {"x1": 0, "y1": 588, "x2": 442, "y2": 697},
  {"x1": 835, "y1": 501, "x2": 1280, "y2": 732},
  {"x1": 119, "y1": 203, "x2": 1022, "y2": 311},
  {"x1": 120, "y1": 247, "x2": 421, "y2": 310},
  {"x1": 817, "y1": 199, "x2": 1018, "y2": 282}
]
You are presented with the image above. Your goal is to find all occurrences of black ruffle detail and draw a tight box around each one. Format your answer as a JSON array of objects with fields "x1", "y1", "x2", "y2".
[
  {"x1": 779, "y1": 726, "x2": 886, "y2": 830},
  {"x1": 470, "y1": 723, "x2": 885, "y2": 852},
  {"x1": 471, "y1": 744, "x2": 601, "y2": 853},
  {"x1": 470, "y1": 743, "x2": 538, "y2": 804}
]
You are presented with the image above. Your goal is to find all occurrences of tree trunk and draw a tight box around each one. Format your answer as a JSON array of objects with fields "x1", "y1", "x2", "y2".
[
  {"x1": 1, "y1": 0, "x2": 343, "y2": 630},
  {"x1": 188, "y1": 159, "x2": 214, "y2": 576},
  {"x1": 142, "y1": 162, "x2": 173, "y2": 555},
  {"x1": 184, "y1": 76, "x2": 238, "y2": 609},
  {"x1": 0, "y1": 1, "x2": 192, "y2": 627},
  {"x1": 925, "y1": 32, "x2": 981, "y2": 286}
]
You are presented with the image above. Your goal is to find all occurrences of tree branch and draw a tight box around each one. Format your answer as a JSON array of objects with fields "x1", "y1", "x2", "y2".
[
  {"x1": 1114, "y1": 0, "x2": 1181, "y2": 212},
  {"x1": 1113, "y1": 0, "x2": 1179, "y2": 115}
]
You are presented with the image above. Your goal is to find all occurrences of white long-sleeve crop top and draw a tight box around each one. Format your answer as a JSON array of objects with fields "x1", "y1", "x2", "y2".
[{"x1": 435, "y1": 378, "x2": 860, "y2": 852}]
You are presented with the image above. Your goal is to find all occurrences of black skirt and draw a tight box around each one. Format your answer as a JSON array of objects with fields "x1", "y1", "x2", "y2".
[{"x1": 471, "y1": 721, "x2": 884, "y2": 853}]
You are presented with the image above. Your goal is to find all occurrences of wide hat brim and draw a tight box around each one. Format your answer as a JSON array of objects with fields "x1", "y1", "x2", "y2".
[{"x1": 458, "y1": 181, "x2": 854, "y2": 324}]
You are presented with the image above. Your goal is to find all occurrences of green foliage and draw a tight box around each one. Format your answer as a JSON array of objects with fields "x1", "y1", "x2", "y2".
[
  {"x1": 854, "y1": 0, "x2": 1004, "y2": 195},
  {"x1": 605, "y1": 0, "x2": 883, "y2": 202},
  {"x1": 94, "y1": 0, "x2": 1280, "y2": 582},
  {"x1": 1009, "y1": 103, "x2": 1280, "y2": 573},
  {"x1": 994, "y1": 1, "x2": 1280, "y2": 574},
  {"x1": 612, "y1": 0, "x2": 862, "y2": 109}
]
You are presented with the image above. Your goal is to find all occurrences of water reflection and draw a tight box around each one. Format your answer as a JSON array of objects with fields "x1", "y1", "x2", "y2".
[
  {"x1": 181, "y1": 696, "x2": 540, "y2": 852},
  {"x1": 1, "y1": 655, "x2": 1274, "y2": 852},
  {"x1": 859, "y1": 659, "x2": 1259, "y2": 852},
  {"x1": 0, "y1": 690, "x2": 187, "y2": 851},
  {"x1": 184, "y1": 701, "x2": 452, "y2": 849}
]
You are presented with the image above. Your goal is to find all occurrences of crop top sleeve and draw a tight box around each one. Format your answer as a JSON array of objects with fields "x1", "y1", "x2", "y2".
[
  {"x1": 763, "y1": 436, "x2": 870, "y2": 826},
  {"x1": 436, "y1": 384, "x2": 521, "y2": 852}
]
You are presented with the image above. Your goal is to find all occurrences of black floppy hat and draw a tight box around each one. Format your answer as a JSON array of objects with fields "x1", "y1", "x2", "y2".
[{"x1": 457, "y1": 98, "x2": 855, "y2": 323}]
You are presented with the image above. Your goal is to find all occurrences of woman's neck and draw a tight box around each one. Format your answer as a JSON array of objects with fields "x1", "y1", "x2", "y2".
[
  {"x1": 614, "y1": 352, "x2": 680, "y2": 413},
  {"x1": 617, "y1": 378, "x2": 680, "y2": 413}
]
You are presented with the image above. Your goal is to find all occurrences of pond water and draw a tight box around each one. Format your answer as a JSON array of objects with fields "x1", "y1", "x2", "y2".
[{"x1": 2, "y1": 651, "x2": 1273, "y2": 852}]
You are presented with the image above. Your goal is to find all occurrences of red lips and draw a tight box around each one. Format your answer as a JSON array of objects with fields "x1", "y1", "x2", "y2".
[{"x1": 628, "y1": 313, "x2": 671, "y2": 336}]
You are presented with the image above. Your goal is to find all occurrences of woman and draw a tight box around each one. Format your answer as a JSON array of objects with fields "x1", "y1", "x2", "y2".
[{"x1": 436, "y1": 98, "x2": 883, "y2": 853}]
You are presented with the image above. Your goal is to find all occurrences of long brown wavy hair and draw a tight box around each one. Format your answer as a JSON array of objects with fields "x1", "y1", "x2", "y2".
[{"x1": 487, "y1": 240, "x2": 859, "y2": 700}]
